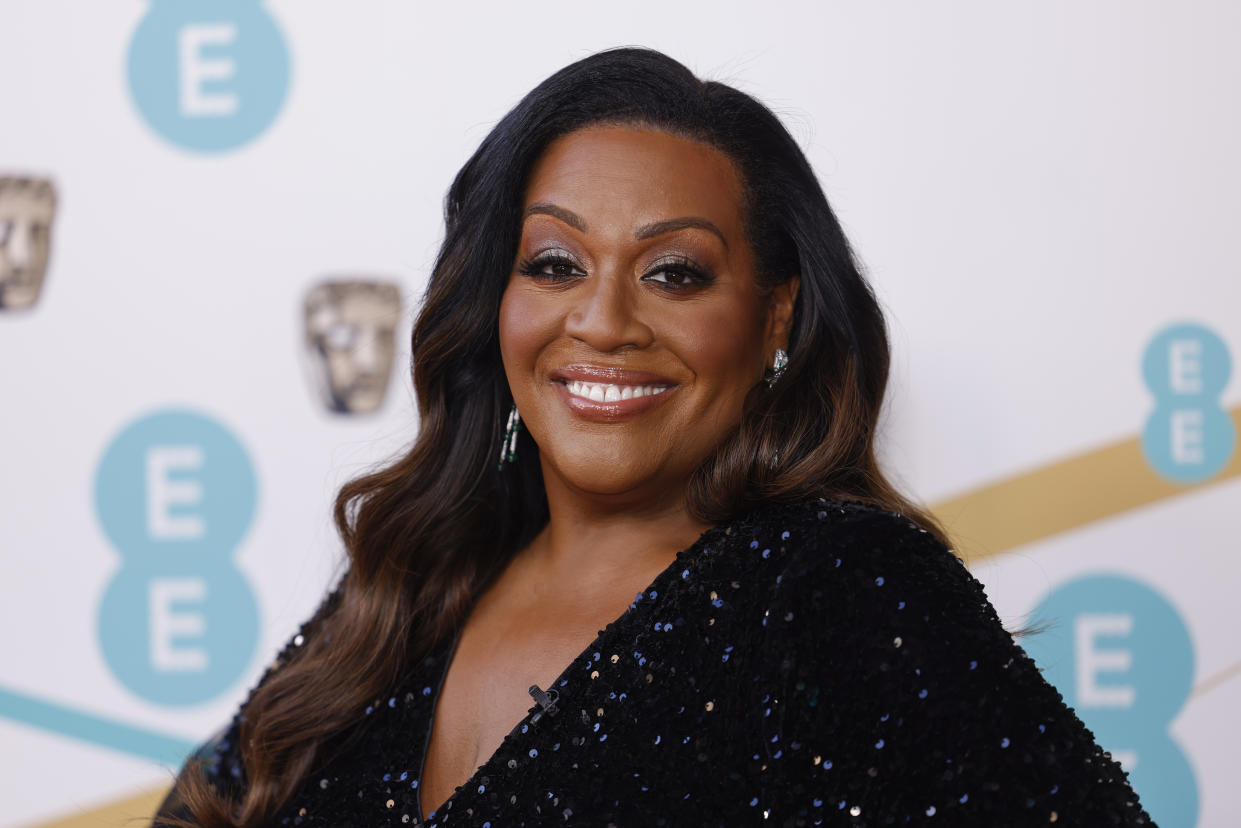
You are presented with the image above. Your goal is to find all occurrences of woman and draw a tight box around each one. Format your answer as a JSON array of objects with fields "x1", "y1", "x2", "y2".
[{"x1": 156, "y1": 47, "x2": 1152, "y2": 827}]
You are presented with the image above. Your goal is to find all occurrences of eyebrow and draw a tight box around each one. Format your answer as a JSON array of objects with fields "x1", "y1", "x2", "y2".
[{"x1": 523, "y1": 202, "x2": 729, "y2": 250}]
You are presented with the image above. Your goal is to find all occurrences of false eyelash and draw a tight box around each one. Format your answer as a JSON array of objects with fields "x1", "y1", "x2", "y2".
[
  {"x1": 516, "y1": 253, "x2": 579, "y2": 280},
  {"x1": 516, "y1": 252, "x2": 717, "y2": 291},
  {"x1": 645, "y1": 253, "x2": 716, "y2": 290}
]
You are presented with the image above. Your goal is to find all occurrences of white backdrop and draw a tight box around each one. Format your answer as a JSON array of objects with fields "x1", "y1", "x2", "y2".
[{"x1": 2, "y1": 1, "x2": 1237, "y2": 826}]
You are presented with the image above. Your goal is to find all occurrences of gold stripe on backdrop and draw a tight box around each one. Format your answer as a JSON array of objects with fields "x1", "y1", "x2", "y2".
[
  {"x1": 24, "y1": 787, "x2": 169, "y2": 828},
  {"x1": 932, "y1": 404, "x2": 1241, "y2": 563},
  {"x1": 24, "y1": 404, "x2": 1240, "y2": 828}
]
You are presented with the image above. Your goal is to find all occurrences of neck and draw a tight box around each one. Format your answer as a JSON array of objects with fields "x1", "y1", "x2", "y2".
[{"x1": 520, "y1": 465, "x2": 715, "y2": 591}]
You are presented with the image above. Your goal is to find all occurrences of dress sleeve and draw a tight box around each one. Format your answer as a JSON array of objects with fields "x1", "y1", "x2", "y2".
[
  {"x1": 748, "y1": 511, "x2": 1153, "y2": 827},
  {"x1": 152, "y1": 570, "x2": 349, "y2": 825}
]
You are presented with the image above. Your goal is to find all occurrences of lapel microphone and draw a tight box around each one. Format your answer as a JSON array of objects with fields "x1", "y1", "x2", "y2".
[{"x1": 528, "y1": 684, "x2": 560, "y2": 723}]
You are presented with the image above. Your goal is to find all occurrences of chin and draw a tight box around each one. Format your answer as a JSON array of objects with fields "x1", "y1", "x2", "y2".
[{"x1": 543, "y1": 449, "x2": 667, "y2": 499}]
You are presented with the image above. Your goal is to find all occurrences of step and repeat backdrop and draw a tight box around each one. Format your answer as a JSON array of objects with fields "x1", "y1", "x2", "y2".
[{"x1": 2, "y1": 2, "x2": 1237, "y2": 826}]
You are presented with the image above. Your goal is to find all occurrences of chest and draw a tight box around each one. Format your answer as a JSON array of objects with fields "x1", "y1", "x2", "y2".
[
  {"x1": 423, "y1": 612, "x2": 595, "y2": 771},
  {"x1": 418, "y1": 583, "x2": 652, "y2": 820},
  {"x1": 273, "y1": 527, "x2": 799, "y2": 827}
]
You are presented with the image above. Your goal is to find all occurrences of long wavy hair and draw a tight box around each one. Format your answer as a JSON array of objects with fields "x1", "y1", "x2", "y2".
[{"x1": 162, "y1": 45, "x2": 953, "y2": 827}]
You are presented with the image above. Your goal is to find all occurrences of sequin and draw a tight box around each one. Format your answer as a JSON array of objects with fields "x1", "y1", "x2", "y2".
[{"x1": 159, "y1": 497, "x2": 1153, "y2": 827}]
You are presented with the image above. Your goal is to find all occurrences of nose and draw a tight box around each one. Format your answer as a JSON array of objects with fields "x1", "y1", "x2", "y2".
[
  {"x1": 563, "y1": 268, "x2": 654, "y2": 352},
  {"x1": 351, "y1": 327, "x2": 383, "y2": 372},
  {"x1": 4, "y1": 220, "x2": 29, "y2": 269}
]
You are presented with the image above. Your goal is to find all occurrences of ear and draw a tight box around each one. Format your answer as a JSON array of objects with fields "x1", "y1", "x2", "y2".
[{"x1": 765, "y1": 274, "x2": 800, "y2": 356}]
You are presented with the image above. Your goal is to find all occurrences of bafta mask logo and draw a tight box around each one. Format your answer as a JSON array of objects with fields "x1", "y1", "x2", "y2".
[
  {"x1": 0, "y1": 176, "x2": 57, "y2": 311},
  {"x1": 303, "y1": 280, "x2": 402, "y2": 414},
  {"x1": 127, "y1": 0, "x2": 290, "y2": 153}
]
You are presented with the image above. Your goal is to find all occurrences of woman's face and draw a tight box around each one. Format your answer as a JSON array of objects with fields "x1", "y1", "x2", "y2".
[{"x1": 499, "y1": 125, "x2": 797, "y2": 508}]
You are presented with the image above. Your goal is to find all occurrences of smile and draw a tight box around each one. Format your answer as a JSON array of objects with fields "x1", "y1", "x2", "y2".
[
  {"x1": 549, "y1": 365, "x2": 679, "y2": 423},
  {"x1": 563, "y1": 381, "x2": 672, "y2": 403}
]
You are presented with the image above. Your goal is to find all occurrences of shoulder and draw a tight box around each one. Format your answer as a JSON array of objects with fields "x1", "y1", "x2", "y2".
[
  {"x1": 740, "y1": 496, "x2": 974, "y2": 597},
  {"x1": 166, "y1": 570, "x2": 350, "y2": 806},
  {"x1": 740, "y1": 500, "x2": 1155, "y2": 823},
  {"x1": 733, "y1": 496, "x2": 1008, "y2": 648},
  {"x1": 732, "y1": 495, "x2": 954, "y2": 557}
]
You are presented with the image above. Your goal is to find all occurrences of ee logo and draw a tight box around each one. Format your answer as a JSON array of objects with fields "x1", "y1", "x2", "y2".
[
  {"x1": 127, "y1": 0, "x2": 290, "y2": 153},
  {"x1": 1141, "y1": 322, "x2": 1234, "y2": 483},
  {"x1": 95, "y1": 409, "x2": 259, "y2": 706},
  {"x1": 1024, "y1": 575, "x2": 1198, "y2": 828}
]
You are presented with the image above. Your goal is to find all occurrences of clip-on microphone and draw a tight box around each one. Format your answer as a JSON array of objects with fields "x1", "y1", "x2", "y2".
[{"x1": 528, "y1": 684, "x2": 560, "y2": 724}]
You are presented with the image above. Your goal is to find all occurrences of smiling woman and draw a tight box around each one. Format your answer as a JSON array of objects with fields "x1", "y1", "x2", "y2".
[{"x1": 154, "y1": 47, "x2": 1153, "y2": 828}]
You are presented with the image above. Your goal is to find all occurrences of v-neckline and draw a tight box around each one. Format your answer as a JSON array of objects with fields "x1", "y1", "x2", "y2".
[{"x1": 413, "y1": 518, "x2": 732, "y2": 824}]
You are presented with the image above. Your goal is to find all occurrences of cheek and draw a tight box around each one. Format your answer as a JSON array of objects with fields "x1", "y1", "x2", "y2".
[
  {"x1": 668, "y1": 298, "x2": 767, "y2": 397},
  {"x1": 498, "y1": 282, "x2": 559, "y2": 381}
]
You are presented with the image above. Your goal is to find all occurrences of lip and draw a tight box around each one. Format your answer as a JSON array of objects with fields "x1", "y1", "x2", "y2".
[
  {"x1": 550, "y1": 364, "x2": 678, "y2": 385},
  {"x1": 548, "y1": 363, "x2": 679, "y2": 423}
]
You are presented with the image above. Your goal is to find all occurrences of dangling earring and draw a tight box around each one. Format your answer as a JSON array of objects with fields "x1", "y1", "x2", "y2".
[
  {"x1": 765, "y1": 348, "x2": 789, "y2": 388},
  {"x1": 498, "y1": 403, "x2": 522, "y2": 469}
]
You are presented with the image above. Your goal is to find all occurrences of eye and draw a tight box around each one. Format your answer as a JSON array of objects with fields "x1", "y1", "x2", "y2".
[
  {"x1": 516, "y1": 252, "x2": 583, "y2": 281},
  {"x1": 323, "y1": 324, "x2": 358, "y2": 350},
  {"x1": 642, "y1": 254, "x2": 715, "y2": 291}
]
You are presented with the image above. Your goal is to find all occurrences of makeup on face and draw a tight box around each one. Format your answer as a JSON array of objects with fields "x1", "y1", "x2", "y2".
[{"x1": 498, "y1": 125, "x2": 776, "y2": 498}]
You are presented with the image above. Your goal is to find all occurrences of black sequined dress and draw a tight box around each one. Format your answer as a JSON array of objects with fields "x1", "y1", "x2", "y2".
[{"x1": 156, "y1": 498, "x2": 1154, "y2": 827}]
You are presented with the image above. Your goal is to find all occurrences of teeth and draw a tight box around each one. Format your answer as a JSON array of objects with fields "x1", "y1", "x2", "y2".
[{"x1": 565, "y1": 380, "x2": 670, "y2": 402}]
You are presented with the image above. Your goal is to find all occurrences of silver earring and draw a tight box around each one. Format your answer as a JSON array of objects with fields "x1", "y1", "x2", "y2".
[
  {"x1": 498, "y1": 403, "x2": 522, "y2": 469},
  {"x1": 766, "y1": 348, "x2": 789, "y2": 388}
]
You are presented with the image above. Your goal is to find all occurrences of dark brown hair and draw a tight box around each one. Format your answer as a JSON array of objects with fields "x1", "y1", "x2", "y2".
[{"x1": 160, "y1": 45, "x2": 952, "y2": 827}]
